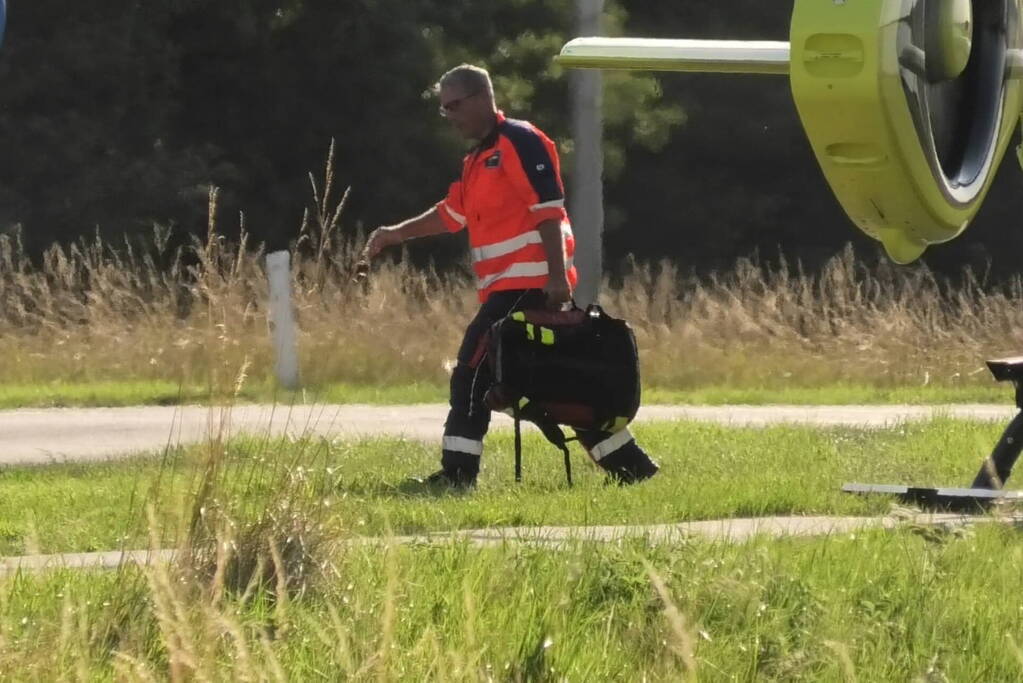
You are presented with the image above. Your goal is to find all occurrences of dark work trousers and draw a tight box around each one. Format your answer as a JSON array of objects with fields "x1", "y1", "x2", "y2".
[
  {"x1": 441, "y1": 289, "x2": 658, "y2": 482},
  {"x1": 442, "y1": 289, "x2": 545, "y2": 476}
]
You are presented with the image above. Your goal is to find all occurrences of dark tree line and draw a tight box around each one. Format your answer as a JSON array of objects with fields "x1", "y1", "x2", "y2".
[{"x1": 1, "y1": 0, "x2": 1021, "y2": 279}]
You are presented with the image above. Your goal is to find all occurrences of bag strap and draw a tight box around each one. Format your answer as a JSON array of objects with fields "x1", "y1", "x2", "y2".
[
  {"x1": 536, "y1": 420, "x2": 572, "y2": 487},
  {"x1": 514, "y1": 403, "x2": 574, "y2": 487},
  {"x1": 513, "y1": 407, "x2": 523, "y2": 483}
]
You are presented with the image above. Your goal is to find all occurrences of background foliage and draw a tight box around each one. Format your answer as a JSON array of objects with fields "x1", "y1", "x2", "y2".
[{"x1": 0, "y1": 0, "x2": 1021, "y2": 277}]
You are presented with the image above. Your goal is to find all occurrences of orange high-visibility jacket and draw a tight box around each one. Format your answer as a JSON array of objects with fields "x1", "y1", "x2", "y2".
[{"x1": 436, "y1": 111, "x2": 578, "y2": 302}]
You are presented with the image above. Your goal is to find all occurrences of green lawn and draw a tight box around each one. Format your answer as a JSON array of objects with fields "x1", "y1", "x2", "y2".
[
  {"x1": 0, "y1": 417, "x2": 1010, "y2": 557},
  {"x1": 0, "y1": 379, "x2": 1011, "y2": 409},
  {"x1": 0, "y1": 380, "x2": 450, "y2": 409},
  {"x1": 2, "y1": 418, "x2": 1022, "y2": 679},
  {"x1": 643, "y1": 382, "x2": 1009, "y2": 405},
  {"x1": 5, "y1": 525, "x2": 1023, "y2": 679}
]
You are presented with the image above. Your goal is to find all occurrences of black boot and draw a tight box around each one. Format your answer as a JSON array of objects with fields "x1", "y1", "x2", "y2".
[
  {"x1": 420, "y1": 451, "x2": 480, "y2": 489},
  {"x1": 599, "y1": 444, "x2": 659, "y2": 485}
]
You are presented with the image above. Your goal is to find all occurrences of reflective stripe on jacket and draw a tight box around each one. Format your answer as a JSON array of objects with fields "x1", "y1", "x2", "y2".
[{"x1": 436, "y1": 111, "x2": 578, "y2": 301}]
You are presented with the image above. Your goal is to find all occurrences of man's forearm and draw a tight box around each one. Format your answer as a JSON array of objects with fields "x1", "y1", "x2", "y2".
[
  {"x1": 361, "y1": 206, "x2": 449, "y2": 263},
  {"x1": 537, "y1": 219, "x2": 568, "y2": 277},
  {"x1": 385, "y1": 207, "x2": 448, "y2": 244}
]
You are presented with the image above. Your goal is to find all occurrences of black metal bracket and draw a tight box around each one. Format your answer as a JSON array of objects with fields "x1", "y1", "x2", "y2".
[{"x1": 841, "y1": 482, "x2": 1023, "y2": 509}]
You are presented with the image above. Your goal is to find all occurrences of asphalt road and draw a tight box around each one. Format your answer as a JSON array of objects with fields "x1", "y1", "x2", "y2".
[{"x1": 0, "y1": 403, "x2": 1016, "y2": 467}]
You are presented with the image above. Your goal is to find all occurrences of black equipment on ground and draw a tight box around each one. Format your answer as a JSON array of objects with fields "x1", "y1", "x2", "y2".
[
  {"x1": 844, "y1": 356, "x2": 1023, "y2": 509},
  {"x1": 484, "y1": 304, "x2": 641, "y2": 486},
  {"x1": 970, "y1": 357, "x2": 1023, "y2": 490}
]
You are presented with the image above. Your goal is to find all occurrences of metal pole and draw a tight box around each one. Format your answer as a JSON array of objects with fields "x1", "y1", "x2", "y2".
[{"x1": 569, "y1": 0, "x2": 605, "y2": 307}]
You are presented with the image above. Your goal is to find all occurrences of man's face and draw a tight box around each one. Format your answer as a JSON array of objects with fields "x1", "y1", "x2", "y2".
[{"x1": 439, "y1": 83, "x2": 493, "y2": 141}]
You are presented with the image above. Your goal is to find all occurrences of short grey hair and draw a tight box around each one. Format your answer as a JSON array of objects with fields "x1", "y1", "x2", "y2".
[{"x1": 435, "y1": 64, "x2": 494, "y2": 100}]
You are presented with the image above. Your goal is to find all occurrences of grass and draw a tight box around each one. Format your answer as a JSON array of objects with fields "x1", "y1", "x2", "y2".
[
  {"x1": 645, "y1": 382, "x2": 1009, "y2": 405},
  {"x1": 2, "y1": 412, "x2": 1021, "y2": 679},
  {"x1": 0, "y1": 417, "x2": 1009, "y2": 557},
  {"x1": 0, "y1": 379, "x2": 1013, "y2": 409},
  {"x1": 5, "y1": 525, "x2": 1023, "y2": 679},
  {"x1": 0, "y1": 380, "x2": 451, "y2": 409},
  {"x1": 7, "y1": 156, "x2": 1023, "y2": 676}
]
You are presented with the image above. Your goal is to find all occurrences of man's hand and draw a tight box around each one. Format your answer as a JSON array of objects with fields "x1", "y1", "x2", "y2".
[
  {"x1": 361, "y1": 226, "x2": 399, "y2": 263},
  {"x1": 359, "y1": 208, "x2": 449, "y2": 268},
  {"x1": 536, "y1": 219, "x2": 572, "y2": 309},
  {"x1": 544, "y1": 272, "x2": 573, "y2": 310}
]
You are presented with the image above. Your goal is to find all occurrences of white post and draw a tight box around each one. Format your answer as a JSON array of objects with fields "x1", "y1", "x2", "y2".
[
  {"x1": 266, "y1": 250, "x2": 300, "y2": 389},
  {"x1": 569, "y1": 0, "x2": 606, "y2": 307}
]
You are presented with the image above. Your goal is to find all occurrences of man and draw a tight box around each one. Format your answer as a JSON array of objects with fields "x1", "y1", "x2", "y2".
[{"x1": 361, "y1": 64, "x2": 658, "y2": 488}]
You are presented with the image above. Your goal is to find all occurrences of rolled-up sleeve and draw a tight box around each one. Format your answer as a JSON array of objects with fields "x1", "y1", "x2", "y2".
[{"x1": 436, "y1": 180, "x2": 468, "y2": 233}]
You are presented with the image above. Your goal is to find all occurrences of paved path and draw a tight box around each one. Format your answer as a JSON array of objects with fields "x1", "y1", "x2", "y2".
[
  {"x1": 2, "y1": 512, "x2": 1012, "y2": 575},
  {"x1": 0, "y1": 403, "x2": 1015, "y2": 466}
]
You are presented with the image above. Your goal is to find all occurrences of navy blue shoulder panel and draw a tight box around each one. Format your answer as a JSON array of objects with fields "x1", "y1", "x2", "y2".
[{"x1": 500, "y1": 119, "x2": 562, "y2": 203}]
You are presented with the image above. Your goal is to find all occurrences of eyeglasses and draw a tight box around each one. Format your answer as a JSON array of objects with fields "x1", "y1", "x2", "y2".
[{"x1": 439, "y1": 91, "x2": 480, "y2": 117}]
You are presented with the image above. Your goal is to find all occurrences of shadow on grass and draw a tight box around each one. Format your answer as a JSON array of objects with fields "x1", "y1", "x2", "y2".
[{"x1": 338, "y1": 476, "x2": 477, "y2": 500}]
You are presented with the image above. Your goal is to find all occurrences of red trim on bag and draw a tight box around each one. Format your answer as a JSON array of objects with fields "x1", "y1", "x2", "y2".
[
  {"x1": 538, "y1": 401, "x2": 596, "y2": 429},
  {"x1": 468, "y1": 330, "x2": 490, "y2": 369}
]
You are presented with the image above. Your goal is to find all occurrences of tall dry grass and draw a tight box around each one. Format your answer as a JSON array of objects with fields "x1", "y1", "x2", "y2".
[
  {"x1": 2, "y1": 147, "x2": 1023, "y2": 392},
  {"x1": 607, "y1": 251, "x2": 1023, "y2": 388}
]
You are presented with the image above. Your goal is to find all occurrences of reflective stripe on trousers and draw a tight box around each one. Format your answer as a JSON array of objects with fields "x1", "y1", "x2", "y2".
[
  {"x1": 443, "y1": 436, "x2": 483, "y2": 456},
  {"x1": 588, "y1": 429, "x2": 635, "y2": 462}
]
